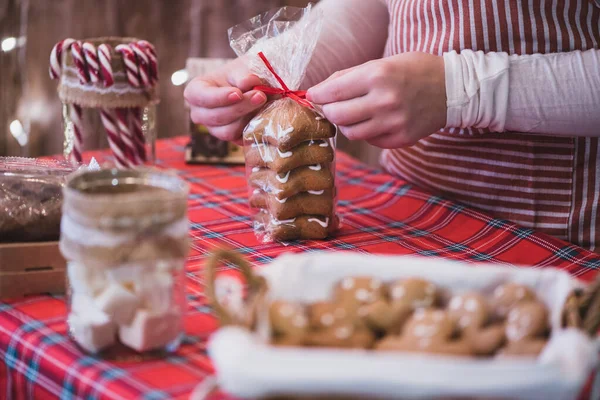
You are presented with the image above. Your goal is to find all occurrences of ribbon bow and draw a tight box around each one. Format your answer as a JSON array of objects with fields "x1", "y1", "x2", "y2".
[{"x1": 253, "y1": 52, "x2": 313, "y2": 109}]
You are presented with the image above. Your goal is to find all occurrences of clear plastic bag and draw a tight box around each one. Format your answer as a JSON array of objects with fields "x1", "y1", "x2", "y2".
[
  {"x1": 228, "y1": 3, "x2": 339, "y2": 243},
  {"x1": 0, "y1": 157, "x2": 90, "y2": 243}
]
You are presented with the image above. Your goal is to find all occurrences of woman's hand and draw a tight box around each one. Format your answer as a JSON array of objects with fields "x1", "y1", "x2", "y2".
[
  {"x1": 184, "y1": 58, "x2": 267, "y2": 142},
  {"x1": 306, "y1": 52, "x2": 447, "y2": 148}
]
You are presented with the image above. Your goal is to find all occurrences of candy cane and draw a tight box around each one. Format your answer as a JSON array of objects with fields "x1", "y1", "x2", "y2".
[
  {"x1": 97, "y1": 44, "x2": 114, "y2": 87},
  {"x1": 49, "y1": 38, "x2": 75, "y2": 79},
  {"x1": 137, "y1": 40, "x2": 157, "y2": 84},
  {"x1": 115, "y1": 44, "x2": 140, "y2": 87},
  {"x1": 130, "y1": 43, "x2": 150, "y2": 87},
  {"x1": 82, "y1": 42, "x2": 100, "y2": 83},
  {"x1": 115, "y1": 108, "x2": 141, "y2": 165},
  {"x1": 130, "y1": 107, "x2": 147, "y2": 162},
  {"x1": 70, "y1": 41, "x2": 89, "y2": 84},
  {"x1": 100, "y1": 108, "x2": 129, "y2": 169},
  {"x1": 69, "y1": 104, "x2": 84, "y2": 164}
]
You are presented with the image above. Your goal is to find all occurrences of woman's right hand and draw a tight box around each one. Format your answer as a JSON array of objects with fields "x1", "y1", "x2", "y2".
[{"x1": 184, "y1": 58, "x2": 267, "y2": 142}]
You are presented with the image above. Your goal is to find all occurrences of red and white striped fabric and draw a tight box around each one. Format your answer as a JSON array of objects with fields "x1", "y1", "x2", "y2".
[{"x1": 380, "y1": 0, "x2": 600, "y2": 252}]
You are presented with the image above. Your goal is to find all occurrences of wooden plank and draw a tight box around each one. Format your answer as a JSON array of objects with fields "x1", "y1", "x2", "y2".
[{"x1": 0, "y1": 241, "x2": 66, "y2": 298}]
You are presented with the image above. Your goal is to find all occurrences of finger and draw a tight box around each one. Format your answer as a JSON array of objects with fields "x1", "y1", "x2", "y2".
[
  {"x1": 184, "y1": 78, "x2": 244, "y2": 108},
  {"x1": 322, "y1": 95, "x2": 374, "y2": 126},
  {"x1": 191, "y1": 90, "x2": 267, "y2": 127},
  {"x1": 321, "y1": 67, "x2": 353, "y2": 84},
  {"x1": 227, "y1": 70, "x2": 263, "y2": 92},
  {"x1": 307, "y1": 67, "x2": 369, "y2": 105},
  {"x1": 367, "y1": 132, "x2": 416, "y2": 149},
  {"x1": 208, "y1": 117, "x2": 254, "y2": 142},
  {"x1": 338, "y1": 118, "x2": 388, "y2": 141}
]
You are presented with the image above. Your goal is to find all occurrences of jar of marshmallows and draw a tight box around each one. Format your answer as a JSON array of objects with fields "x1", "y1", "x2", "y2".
[{"x1": 60, "y1": 168, "x2": 189, "y2": 355}]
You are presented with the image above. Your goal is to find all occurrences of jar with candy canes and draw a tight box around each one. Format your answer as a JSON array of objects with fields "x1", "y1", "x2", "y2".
[
  {"x1": 49, "y1": 37, "x2": 159, "y2": 168},
  {"x1": 59, "y1": 168, "x2": 189, "y2": 356}
]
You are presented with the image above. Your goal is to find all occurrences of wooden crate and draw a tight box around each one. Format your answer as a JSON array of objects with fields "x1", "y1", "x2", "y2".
[{"x1": 0, "y1": 241, "x2": 66, "y2": 298}]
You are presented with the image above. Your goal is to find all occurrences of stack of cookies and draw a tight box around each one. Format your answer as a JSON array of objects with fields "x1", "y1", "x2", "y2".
[{"x1": 243, "y1": 98, "x2": 338, "y2": 241}]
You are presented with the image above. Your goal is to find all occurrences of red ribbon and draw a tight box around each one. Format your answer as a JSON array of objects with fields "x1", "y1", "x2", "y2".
[{"x1": 253, "y1": 52, "x2": 313, "y2": 109}]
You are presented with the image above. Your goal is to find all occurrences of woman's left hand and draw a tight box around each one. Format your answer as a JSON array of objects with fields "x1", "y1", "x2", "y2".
[{"x1": 306, "y1": 52, "x2": 447, "y2": 149}]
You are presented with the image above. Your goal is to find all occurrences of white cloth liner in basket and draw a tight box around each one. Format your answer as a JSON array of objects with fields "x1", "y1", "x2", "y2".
[{"x1": 208, "y1": 252, "x2": 599, "y2": 400}]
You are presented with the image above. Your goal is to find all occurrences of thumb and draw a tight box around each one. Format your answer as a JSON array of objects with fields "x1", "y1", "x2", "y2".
[{"x1": 228, "y1": 70, "x2": 263, "y2": 92}]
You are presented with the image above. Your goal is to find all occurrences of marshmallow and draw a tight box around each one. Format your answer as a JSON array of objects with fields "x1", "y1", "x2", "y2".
[
  {"x1": 106, "y1": 264, "x2": 146, "y2": 289},
  {"x1": 67, "y1": 262, "x2": 107, "y2": 296},
  {"x1": 95, "y1": 283, "x2": 140, "y2": 325},
  {"x1": 68, "y1": 311, "x2": 116, "y2": 353},
  {"x1": 118, "y1": 309, "x2": 182, "y2": 352},
  {"x1": 135, "y1": 271, "x2": 175, "y2": 313}
]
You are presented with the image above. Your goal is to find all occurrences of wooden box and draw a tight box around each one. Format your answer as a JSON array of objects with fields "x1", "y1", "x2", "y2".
[{"x1": 0, "y1": 241, "x2": 66, "y2": 299}]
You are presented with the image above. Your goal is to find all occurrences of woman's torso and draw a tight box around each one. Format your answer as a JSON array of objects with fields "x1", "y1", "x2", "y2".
[{"x1": 381, "y1": 0, "x2": 600, "y2": 251}]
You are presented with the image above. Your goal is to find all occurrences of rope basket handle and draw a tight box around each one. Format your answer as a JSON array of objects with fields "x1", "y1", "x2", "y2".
[
  {"x1": 204, "y1": 248, "x2": 268, "y2": 328},
  {"x1": 563, "y1": 274, "x2": 600, "y2": 337}
]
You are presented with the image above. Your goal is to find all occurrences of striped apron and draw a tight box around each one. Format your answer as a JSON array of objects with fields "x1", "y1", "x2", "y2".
[{"x1": 381, "y1": 0, "x2": 600, "y2": 251}]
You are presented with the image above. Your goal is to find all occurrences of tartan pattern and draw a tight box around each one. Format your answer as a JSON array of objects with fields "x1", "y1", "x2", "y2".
[{"x1": 1, "y1": 136, "x2": 598, "y2": 400}]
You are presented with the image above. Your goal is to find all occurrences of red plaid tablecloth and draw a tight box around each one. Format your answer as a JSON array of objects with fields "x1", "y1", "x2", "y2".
[{"x1": 1, "y1": 136, "x2": 598, "y2": 399}]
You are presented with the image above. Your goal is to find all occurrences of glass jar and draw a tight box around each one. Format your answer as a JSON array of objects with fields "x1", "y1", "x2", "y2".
[
  {"x1": 60, "y1": 168, "x2": 189, "y2": 356},
  {"x1": 62, "y1": 104, "x2": 157, "y2": 168}
]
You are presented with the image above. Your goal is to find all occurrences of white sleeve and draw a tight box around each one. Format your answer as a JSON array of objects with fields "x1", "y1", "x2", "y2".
[
  {"x1": 301, "y1": 0, "x2": 390, "y2": 89},
  {"x1": 443, "y1": 48, "x2": 600, "y2": 136}
]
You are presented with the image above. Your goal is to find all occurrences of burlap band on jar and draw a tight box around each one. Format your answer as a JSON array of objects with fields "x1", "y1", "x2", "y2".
[
  {"x1": 58, "y1": 37, "x2": 159, "y2": 108},
  {"x1": 60, "y1": 168, "x2": 189, "y2": 269}
]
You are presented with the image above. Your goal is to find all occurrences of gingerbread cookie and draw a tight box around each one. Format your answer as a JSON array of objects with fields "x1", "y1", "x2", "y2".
[
  {"x1": 376, "y1": 309, "x2": 472, "y2": 356},
  {"x1": 448, "y1": 292, "x2": 505, "y2": 355},
  {"x1": 245, "y1": 141, "x2": 334, "y2": 174},
  {"x1": 492, "y1": 283, "x2": 537, "y2": 318},
  {"x1": 254, "y1": 211, "x2": 338, "y2": 241},
  {"x1": 505, "y1": 301, "x2": 549, "y2": 342},
  {"x1": 269, "y1": 301, "x2": 309, "y2": 343},
  {"x1": 332, "y1": 276, "x2": 387, "y2": 315},
  {"x1": 497, "y1": 339, "x2": 548, "y2": 357},
  {"x1": 249, "y1": 164, "x2": 334, "y2": 200},
  {"x1": 244, "y1": 98, "x2": 336, "y2": 152},
  {"x1": 250, "y1": 189, "x2": 334, "y2": 220},
  {"x1": 305, "y1": 301, "x2": 375, "y2": 349}
]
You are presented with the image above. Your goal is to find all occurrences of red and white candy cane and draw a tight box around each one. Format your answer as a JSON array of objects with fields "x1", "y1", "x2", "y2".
[
  {"x1": 138, "y1": 40, "x2": 158, "y2": 84},
  {"x1": 115, "y1": 44, "x2": 140, "y2": 87},
  {"x1": 97, "y1": 44, "x2": 114, "y2": 87},
  {"x1": 100, "y1": 108, "x2": 130, "y2": 169},
  {"x1": 82, "y1": 42, "x2": 100, "y2": 83},
  {"x1": 130, "y1": 108, "x2": 147, "y2": 162},
  {"x1": 115, "y1": 108, "x2": 141, "y2": 166},
  {"x1": 49, "y1": 38, "x2": 75, "y2": 79},
  {"x1": 69, "y1": 104, "x2": 84, "y2": 164},
  {"x1": 130, "y1": 43, "x2": 151, "y2": 87},
  {"x1": 70, "y1": 41, "x2": 90, "y2": 84}
]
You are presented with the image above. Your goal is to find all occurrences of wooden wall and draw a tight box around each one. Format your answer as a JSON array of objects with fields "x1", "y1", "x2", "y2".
[{"x1": 0, "y1": 0, "x2": 380, "y2": 166}]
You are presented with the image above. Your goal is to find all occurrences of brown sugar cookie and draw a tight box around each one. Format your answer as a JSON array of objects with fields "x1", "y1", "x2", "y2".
[
  {"x1": 243, "y1": 98, "x2": 336, "y2": 152},
  {"x1": 244, "y1": 141, "x2": 334, "y2": 174},
  {"x1": 492, "y1": 283, "x2": 537, "y2": 318},
  {"x1": 249, "y1": 189, "x2": 335, "y2": 220},
  {"x1": 249, "y1": 164, "x2": 334, "y2": 200},
  {"x1": 254, "y1": 211, "x2": 338, "y2": 241}
]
